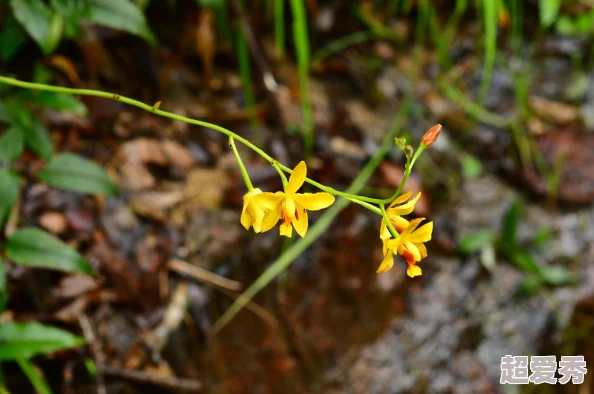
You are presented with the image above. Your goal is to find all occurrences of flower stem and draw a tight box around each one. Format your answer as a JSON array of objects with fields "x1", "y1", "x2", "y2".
[
  {"x1": 379, "y1": 145, "x2": 424, "y2": 204},
  {"x1": 272, "y1": 161, "x2": 288, "y2": 189},
  {"x1": 380, "y1": 204, "x2": 400, "y2": 238},
  {"x1": 229, "y1": 136, "x2": 253, "y2": 190}
]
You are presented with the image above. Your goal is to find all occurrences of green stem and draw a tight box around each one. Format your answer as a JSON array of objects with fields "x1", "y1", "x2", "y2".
[
  {"x1": 16, "y1": 358, "x2": 53, "y2": 394},
  {"x1": 272, "y1": 161, "x2": 288, "y2": 189},
  {"x1": 229, "y1": 136, "x2": 253, "y2": 190},
  {"x1": 274, "y1": 0, "x2": 285, "y2": 58},
  {"x1": 0, "y1": 76, "x2": 395, "y2": 209},
  {"x1": 380, "y1": 204, "x2": 399, "y2": 238}
]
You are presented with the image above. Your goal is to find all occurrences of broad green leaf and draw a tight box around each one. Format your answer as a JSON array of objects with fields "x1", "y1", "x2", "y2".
[
  {"x1": 7, "y1": 227, "x2": 93, "y2": 275},
  {"x1": 46, "y1": 10, "x2": 64, "y2": 53},
  {"x1": 0, "y1": 322, "x2": 85, "y2": 360},
  {"x1": 22, "y1": 117, "x2": 53, "y2": 160},
  {"x1": 0, "y1": 126, "x2": 25, "y2": 163},
  {"x1": 21, "y1": 91, "x2": 87, "y2": 115},
  {"x1": 540, "y1": 266, "x2": 575, "y2": 286},
  {"x1": 540, "y1": 0, "x2": 561, "y2": 28},
  {"x1": 459, "y1": 230, "x2": 496, "y2": 255},
  {"x1": 9, "y1": 0, "x2": 54, "y2": 54},
  {"x1": 0, "y1": 168, "x2": 20, "y2": 209},
  {"x1": 52, "y1": 0, "x2": 156, "y2": 44},
  {"x1": 0, "y1": 102, "x2": 13, "y2": 123},
  {"x1": 39, "y1": 153, "x2": 117, "y2": 196},
  {"x1": 0, "y1": 14, "x2": 28, "y2": 61},
  {"x1": 502, "y1": 201, "x2": 522, "y2": 246}
]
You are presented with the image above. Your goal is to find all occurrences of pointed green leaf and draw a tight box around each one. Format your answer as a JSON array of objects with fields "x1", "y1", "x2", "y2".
[
  {"x1": 0, "y1": 322, "x2": 85, "y2": 360},
  {"x1": 0, "y1": 126, "x2": 25, "y2": 163},
  {"x1": 0, "y1": 169, "x2": 20, "y2": 229},
  {"x1": 9, "y1": 0, "x2": 54, "y2": 54},
  {"x1": 39, "y1": 153, "x2": 117, "y2": 196},
  {"x1": 540, "y1": 0, "x2": 561, "y2": 28},
  {"x1": 7, "y1": 227, "x2": 93, "y2": 275},
  {"x1": 22, "y1": 117, "x2": 53, "y2": 160},
  {"x1": 459, "y1": 229, "x2": 496, "y2": 255}
]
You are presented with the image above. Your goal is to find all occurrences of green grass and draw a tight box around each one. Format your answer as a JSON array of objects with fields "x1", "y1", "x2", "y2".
[
  {"x1": 274, "y1": 0, "x2": 285, "y2": 58},
  {"x1": 478, "y1": 0, "x2": 497, "y2": 104},
  {"x1": 290, "y1": 0, "x2": 313, "y2": 160}
]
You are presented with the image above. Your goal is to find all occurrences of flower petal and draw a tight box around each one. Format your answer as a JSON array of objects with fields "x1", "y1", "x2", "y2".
[
  {"x1": 415, "y1": 242, "x2": 427, "y2": 258},
  {"x1": 387, "y1": 192, "x2": 421, "y2": 216},
  {"x1": 261, "y1": 204, "x2": 282, "y2": 232},
  {"x1": 292, "y1": 203, "x2": 308, "y2": 237},
  {"x1": 240, "y1": 188, "x2": 262, "y2": 230},
  {"x1": 406, "y1": 263, "x2": 422, "y2": 278},
  {"x1": 389, "y1": 191, "x2": 412, "y2": 208},
  {"x1": 293, "y1": 193, "x2": 335, "y2": 210},
  {"x1": 406, "y1": 222, "x2": 433, "y2": 243},
  {"x1": 253, "y1": 191, "x2": 284, "y2": 210},
  {"x1": 401, "y1": 217, "x2": 426, "y2": 236},
  {"x1": 280, "y1": 221, "x2": 293, "y2": 237},
  {"x1": 286, "y1": 161, "x2": 307, "y2": 194},
  {"x1": 376, "y1": 252, "x2": 394, "y2": 273}
]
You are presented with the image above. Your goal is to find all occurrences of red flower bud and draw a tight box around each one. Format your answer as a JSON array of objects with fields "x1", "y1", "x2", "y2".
[{"x1": 421, "y1": 124, "x2": 442, "y2": 148}]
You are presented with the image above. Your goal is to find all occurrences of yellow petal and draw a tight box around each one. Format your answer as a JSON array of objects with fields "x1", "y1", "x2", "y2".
[
  {"x1": 253, "y1": 191, "x2": 284, "y2": 210},
  {"x1": 387, "y1": 192, "x2": 421, "y2": 216},
  {"x1": 389, "y1": 191, "x2": 412, "y2": 208},
  {"x1": 293, "y1": 193, "x2": 335, "y2": 211},
  {"x1": 401, "y1": 217, "x2": 425, "y2": 236},
  {"x1": 283, "y1": 196, "x2": 296, "y2": 221},
  {"x1": 391, "y1": 215, "x2": 409, "y2": 233},
  {"x1": 399, "y1": 241, "x2": 421, "y2": 262},
  {"x1": 286, "y1": 161, "x2": 307, "y2": 194},
  {"x1": 376, "y1": 252, "x2": 394, "y2": 273},
  {"x1": 240, "y1": 188, "x2": 263, "y2": 230},
  {"x1": 261, "y1": 205, "x2": 282, "y2": 232},
  {"x1": 407, "y1": 222, "x2": 433, "y2": 243},
  {"x1": 248, "y1": 201, "x2": 265, "y2": 233},
  {"x1": 406, "y1": 263, "x2": 422, "y2": 278},
  {"x1": 292, "y1": 203, "x2": 308, "y2": 237},
  {"x1": 379, "y1": 219, "x2": 391, "y2": 240},
  {"x1": 415, "y1": 242, "x2": 427, "y2": 258},
  {"x1": 280, "y1": 221, "x2": 293, "y2": 237}
]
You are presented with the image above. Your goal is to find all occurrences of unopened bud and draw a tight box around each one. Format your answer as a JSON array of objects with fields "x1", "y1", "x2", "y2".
[
  {"x1": 394, "y1": 137, "x2": 406, "y2": 151},
  {"x1": 404, "y1": 145, "x2": 413, "y2": 158},
  {"x1": 421, "y1": 124, "x2": 442, "y2": 148}
]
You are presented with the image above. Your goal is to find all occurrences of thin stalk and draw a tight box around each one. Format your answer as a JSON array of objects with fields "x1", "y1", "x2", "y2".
[
  {"x1": 380, "y1": 204, "x2": 399, "y2": 238},
  {"x1": 311, "y1": 30, "x2": 379, "y2": 65},
  {"x1": 274, "y1": 0, "x2": 285, "y2": 58},
  {"x1": 272, "y1": 161, "x2": 289, "y2": 188},
  {"x1": 16, "y1": 358, "x2": 53, "y2": 394},
  {"x1": 478, "y1": 0, "x2": 497, "y2": 104},
  {"x1": 290, "y1": 0, "x2": 314, "y2": 160},
  {"x1": 236, "y1": 23, "x2": 260, "y2": 139},
  {"x1": 229, "y1": 137, "x2": 253, "y2": 190}
]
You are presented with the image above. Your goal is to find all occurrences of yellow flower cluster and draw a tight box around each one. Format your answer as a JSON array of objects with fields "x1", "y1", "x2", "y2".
[
  {"x1": 240, "y1": 161, "x2": 335, "y2": 238},
  {"x1": 377, "y1": 191, "x2": 433, "y2": 278}
]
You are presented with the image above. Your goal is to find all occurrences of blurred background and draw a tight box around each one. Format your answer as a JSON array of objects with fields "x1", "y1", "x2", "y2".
[{"x1": 1, "y1": 0, "x2": 594, "y2": 393}]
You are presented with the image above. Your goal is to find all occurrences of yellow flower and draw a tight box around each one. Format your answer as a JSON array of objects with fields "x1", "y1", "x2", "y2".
[
  {"x1": 253, "y1": 161, "x2": 335, "y2": 238},
  {"x1": 377, "y1": 218, "x2": 433, "y2": 277},
  {"x1": 379, "y1": 191, "x2": 422, "y2": 243},
  {"x1": 240, "y1": 188, "x2": 267, "y2": 232}
]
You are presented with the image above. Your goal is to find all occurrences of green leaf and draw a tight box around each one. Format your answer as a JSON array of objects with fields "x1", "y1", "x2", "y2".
[
  {"x1": 9, "y1": 0, "x2": 54, "y2": 54},
  {"x1": 46, "y1": 10, "x2": 64, "y2": 53},
  {"x1": 22, "y1": 117, "x2": 53, "y2": 160},
  {"x1": 459, "y1": 229, "x2": 496, "y2": 255},
  {"x1": 7, "y1": 227, "x2": 93, "y2": 275},
  {"x1": 540, "y1": 0, "x2": 561, "y2": 28},
  {"x1": 0, "y1": 258, "x2": 8, "y2": 313},
  {"x1": 0, "y1": 102, "x2": 13, "y2": 123},
  {"x1": 0, "y1": 126, "x2": 25, "y2": 163},
  {"x1": 22, "y1": 91, "x2": 87, "y2": 116},
  {"x1": 39, "y1": 153, "x2": 117, "y2": 196},
  {"x1": 519, "y1": 276, "x2": 543, "y2": 295},
  {"x1": 53, "y1": 0, "x2": 156, "y2": 44},
  {"x1": 0, "y1": 168, "x2": 20, "y2": 209},
  {"x1": 0, "y1": 14, "x2": 28, "y2": 61},
  {"x1": 0, "y1": 322, "x2": 85, "y2": 360},
  {"x1": 502, "y1": 201, "x2": 522, "y2": 246},
  {"x1": 540, "y1": 266, "x2": 575, "y2": 286},
  {"x1": 461, "y1": 154, "x2": 482, "y2": 179},
  {"x1": 509, "y1": 250, "x2": 541, "y2": 275}
]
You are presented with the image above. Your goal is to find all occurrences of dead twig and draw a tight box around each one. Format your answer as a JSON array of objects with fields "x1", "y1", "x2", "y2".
[
  {"x1": 168, "y1": 258, "x2": 242, "y2": 291},
  {"x1": 102, "y1": 366, "x2": 202, "y2": 392},
  {"x1": 78, "y1": 314, "x2": 106, "y2": 394}
]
